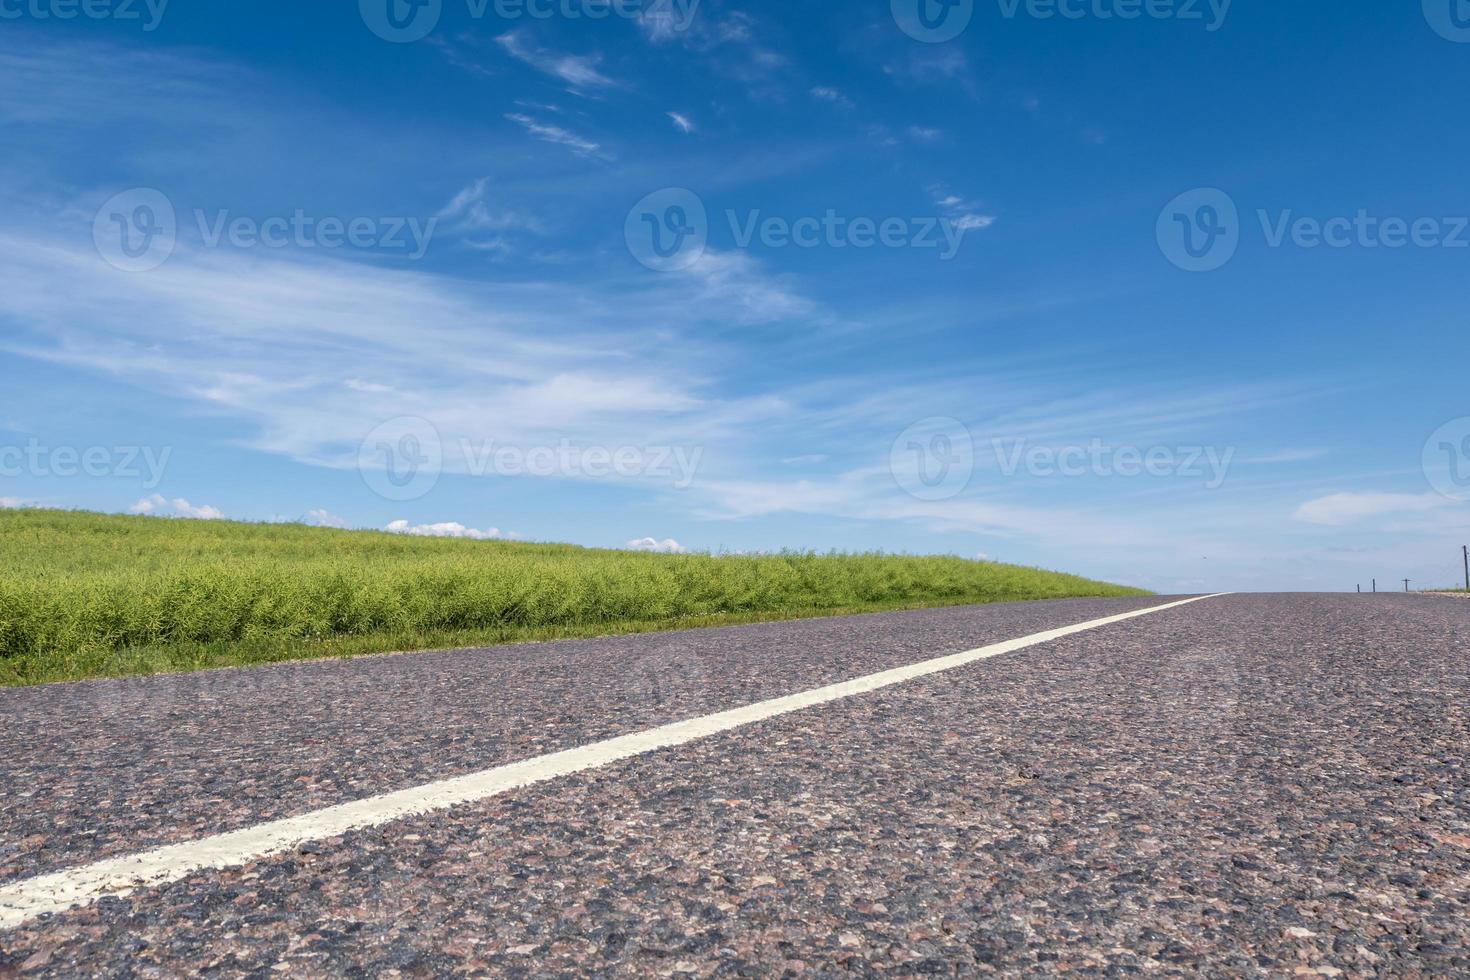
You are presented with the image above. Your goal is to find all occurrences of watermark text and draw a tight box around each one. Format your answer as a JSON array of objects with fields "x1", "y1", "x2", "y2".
[{"x1": 0, "y1": 440, "x2": 171, "y2": 488}]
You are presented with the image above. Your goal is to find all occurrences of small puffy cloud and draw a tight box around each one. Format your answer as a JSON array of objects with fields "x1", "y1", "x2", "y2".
[
  {"x1": 0, "y1": 497, "x2": 28, "y2": 509},
  {"x1": 626, "y1": 537, "x2": 686, "y2": 554},
  {"x1": 305, "y1": 509, "x2": 348, "y2": 529},
  {"x1": 130, "y1": 495, "x2": 225, "y2": 520},
  {"x1": 1292, "y1": 492, "x2": 1452, "y2": 526},
  {"x1": 667, "y1": 111, "x2": 695, "y2": 134},
  {"x1": 909, "y1": 126, "x2": 943, "y2": 142},
  {"x1": 386, "y1": 519, "x2": 507, "y2": 540}
]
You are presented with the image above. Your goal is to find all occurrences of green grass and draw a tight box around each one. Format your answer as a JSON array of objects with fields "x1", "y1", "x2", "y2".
[{"x1": 0, "y1": 508, "x2": 1149, "y2": 686}]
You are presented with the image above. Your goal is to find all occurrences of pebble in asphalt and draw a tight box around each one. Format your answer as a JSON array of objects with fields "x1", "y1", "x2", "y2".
[{"x1": 1, "y1": 593, "x2": 1468, "y2": 976}]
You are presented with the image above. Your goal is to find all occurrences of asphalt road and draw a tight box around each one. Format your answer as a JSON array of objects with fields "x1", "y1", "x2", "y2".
[{"x1": 1, "y1": 593, "x2": 1467, "y2": 976}]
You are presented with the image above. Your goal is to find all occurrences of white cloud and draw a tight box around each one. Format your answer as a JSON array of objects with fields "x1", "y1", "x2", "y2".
[
  {"x1": 504, "y1": 113, "x2": 602, "y2": 157},
  {"x1": 425, "y1": 36, "x2": 497, "y2": 80},
  {"x1": 809, "y1": 86, "x2": 854, "y2": 108},
  {"x1": 0, "y1": 230, "x2": 815, "y2": 487},
  {"x1": 635, "y1": 7, "x2": 681, "y2": 42},
  {"x1": 625, "y1": 537, "x2": 686, "y2": 554},
  {"x1": 634, "y1": 11, "x2": 787, "y2": 96},
  {"x1": 668, "y1": 111, "x2": 695, "y2": 134},
  {"x1": 385, "y1": 519, "x2": 507, "y2": 540},
  {"x1": 677, "y1": 249, "x2": 815, "y2": 323},
  {"x1": 0, "y1": 39, "x2": 822, "y2": 505},
  {"x1": 930, "y1": 187, "x2": 996, "y2": 234},
  {"x1": 1293, "y1": 492, "x2": 1454, "y2": 526},
  {"x1": 952, "y1": 214, "x2": 995, "y2": 232},
  {"x1": 639, "y1": 9, "x2": 752, "y2": 47},
  {"x1": 1, "y1": 497, "x2": 28, "y2": 508},
  {"x1": 1238, "y1": 448, "x2": 1330, "y2": 465},
  {"x1": 495, "y1": 32, "x2": 617, "y2": 91},
  {"x1": 888, "y1": 47, "x2": 970, "y2": 86},
  {"x1": 305, "y1": 509, "x2": 348, "y2": 529},
  {"x1": 437, "y1": 177, "x2": 540, "y2": 232},
  {"x1": 434, "y1": 177, "x2": 543, "y2": 255},
  {"x1": 909, "y1": 126, "x2": 943, "y2": 142},
  {"x1": 129, "y1": 495, "x2": 225, "y2": 520},
  {"x1": 513, "y1": 99, "x2": 563, "y2": 114}
]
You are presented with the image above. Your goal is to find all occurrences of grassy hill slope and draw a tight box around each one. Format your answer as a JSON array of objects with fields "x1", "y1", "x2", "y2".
[{"x1": 0, "y1": 509, "x2": 1148, "y2": 685}]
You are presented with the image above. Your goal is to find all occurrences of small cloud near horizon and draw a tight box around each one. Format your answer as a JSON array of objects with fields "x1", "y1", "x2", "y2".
[
  {"x1": 626, "y1": 537, "x2": 686, "y2": 554},
  {"x1": 129, "y1": 495, "x2": 225, "y2": 520}
]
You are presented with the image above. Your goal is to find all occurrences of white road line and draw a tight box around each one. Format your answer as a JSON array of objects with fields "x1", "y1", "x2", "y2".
[{"x1": 0, "y1": 593, "x2": 1228, "y2": 931}]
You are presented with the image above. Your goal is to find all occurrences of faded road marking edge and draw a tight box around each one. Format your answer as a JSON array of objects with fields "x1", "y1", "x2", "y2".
[{"x1": 0, "y1": 593, "x2": 1229, "y2": 931}]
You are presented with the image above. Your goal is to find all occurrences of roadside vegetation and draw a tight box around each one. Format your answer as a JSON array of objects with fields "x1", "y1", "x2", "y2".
[{"x1": 0, "y1": 509, "x2": 1148, "y2": 686}]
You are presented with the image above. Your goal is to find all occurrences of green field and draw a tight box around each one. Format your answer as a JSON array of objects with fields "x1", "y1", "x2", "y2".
[{"x1": 0, "y1": 509, "x2": 1148, "y2": 686}]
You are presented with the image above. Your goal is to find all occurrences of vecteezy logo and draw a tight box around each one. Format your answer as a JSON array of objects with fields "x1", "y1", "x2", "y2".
[
  {"x1": 624, "y1": 188, "x2": 708, "y2": 272},
  {"x1": 93, "y1": 188, "x2": 176, "y2": 272},
  {"x1": 890, "y1": 417, "x2": 975, "y2": 501},
  {"x1": 1424, "y1": 417, "x2": 1470, "y2": 502},
  {"x1": 1424, "y1": 0, "x2": 1470, "y2": 42},
  {"x1": 359, "y1": 0, "x2": 441, "y2": 43},
  {"x1": 1156, "y1": 188, "x2": 1240, "y2": 272},
  {"x1": 358, "y1": 416, "x2": 443, "y2": 501},
  {"x1": 892, "y1": 0, "x2": 973, "y2": 43}
]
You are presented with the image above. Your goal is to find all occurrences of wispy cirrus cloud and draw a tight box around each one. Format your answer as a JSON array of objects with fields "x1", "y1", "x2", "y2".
[
  {"x1": 1293, "y1": 492, "x2": 1455, "y2": 526},
  {"x1": 435, "y1": 177, "x2": 544, "y2": 254},
  {"x1": 495, "y1": 31, "x2": 618, "y2": 92},
  {"x1": 504, "y1": 113, "x2": 603, "y2": 158},
  {"x1": 674, "y1": 249, "x2": 816, "y2": 323},
  {"x1": 635, "y1": 10, "x2": 790, "y2": 97},
  {"x1": 0, "y1": 227, "x2": 808, "y2": 483}
]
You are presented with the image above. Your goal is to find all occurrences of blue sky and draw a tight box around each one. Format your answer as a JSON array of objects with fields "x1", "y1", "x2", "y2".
[{"x1": 2, "y1": 0, "x2": 1468, "y2": 592}]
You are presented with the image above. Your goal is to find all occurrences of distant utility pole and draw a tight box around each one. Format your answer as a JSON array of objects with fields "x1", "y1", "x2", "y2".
[
  {"x1": 1404, "y1": 579, "x2": 1411, "y2": 593},
  {"x1": 1463, "y1": 545, "x2": 1468, "y2": 592}
]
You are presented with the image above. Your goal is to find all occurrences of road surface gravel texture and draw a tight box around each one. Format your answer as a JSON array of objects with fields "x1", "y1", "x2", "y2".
[{"x1": 1, "y1": 593, "x2": 1467, "y2": 976}]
